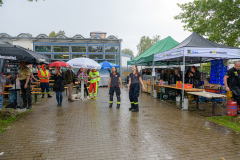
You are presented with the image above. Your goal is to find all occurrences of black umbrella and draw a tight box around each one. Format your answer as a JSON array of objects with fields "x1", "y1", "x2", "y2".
[
  {"x1": 0, "y1": 44, "x2": 50, "y2": 64},
  {"x1": 0, "y1": 44, "x2": 50, "y2": 109}
]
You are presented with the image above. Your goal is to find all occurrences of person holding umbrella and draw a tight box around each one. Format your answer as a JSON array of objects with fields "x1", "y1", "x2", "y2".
[
  {"x1": 108, "y1": 66, "x2": 123, "y2": 108},
  {"x1": 53, "y1": 67, "x2": 65, "y2": 107}
]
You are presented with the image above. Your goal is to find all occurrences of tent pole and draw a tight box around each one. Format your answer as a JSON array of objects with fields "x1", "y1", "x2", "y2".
[
  {"x1": 141, "y1": 63, "x2": 142, "y2": 94},
  {"x1": 182, "y1": 56, "x2": 185, "y2": 109},
  {"x1": 151, "y1": 61, "x2": 155, "y2": 98}
]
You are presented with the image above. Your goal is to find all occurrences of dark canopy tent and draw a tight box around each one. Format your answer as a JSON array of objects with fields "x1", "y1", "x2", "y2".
[
  {"x1": 0, "y1": 44, "x2": 50, "y2": 64},
  {"x1": 0, "y1": 44, "x2": 50, "y2": 109},
  {"x1": 153, "y1": 32, "x2": 240, "y2": 106}
]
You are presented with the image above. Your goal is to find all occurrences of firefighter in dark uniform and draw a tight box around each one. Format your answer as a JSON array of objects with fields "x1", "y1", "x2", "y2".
[
  {"x1": 108, "y1": 66, "x2": 123, "y2": 109},
  {"x1": 224, "y1": 62, "x2": 240, "y2": 107},
  {"x1": 128, "y1": 65, "x2": 145, "y2": 112}
]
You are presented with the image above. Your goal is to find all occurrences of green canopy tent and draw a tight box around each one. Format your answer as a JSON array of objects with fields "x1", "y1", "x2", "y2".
[{"x1": 127, "y1": 36, "x2": 179, "y2": 66}]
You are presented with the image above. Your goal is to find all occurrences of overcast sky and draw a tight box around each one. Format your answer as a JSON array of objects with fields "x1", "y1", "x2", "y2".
[{"x1": 0, "y1": 0, "x2": 193, "y2": 56}]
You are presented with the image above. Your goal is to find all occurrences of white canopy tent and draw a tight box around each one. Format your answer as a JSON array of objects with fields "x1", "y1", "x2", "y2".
[{"x1": 153, "y1": 32, "x2": 240, "y2": 108}]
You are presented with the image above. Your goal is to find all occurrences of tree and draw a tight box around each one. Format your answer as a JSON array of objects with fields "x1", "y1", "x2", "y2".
[
  {"x1": 174, "y1": 0, "x2": 240, "y2": 47},
  {"x1": 1, "y1": 0, "x2": 43, "y2": 7},
  {"x1": 136, "y1": 35, "x2": 160, "y2": 56},
  {"x1": 27, "y1": 33, "x2": 32, "y2": 37},
  {"x1": 49, "y1": 30, "x2": 65, "y2": 37},
  {"x1": 121, "y1": 49, "x2": 134, "y2": 58}
]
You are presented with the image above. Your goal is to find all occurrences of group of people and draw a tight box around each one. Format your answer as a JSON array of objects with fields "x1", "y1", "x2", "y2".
[
  {"x1": 158, "y1": 66, "x2": 201, "y2": 88},
  {"x1": 0, "y1": 61, "x2": 166, "y2": 113}
]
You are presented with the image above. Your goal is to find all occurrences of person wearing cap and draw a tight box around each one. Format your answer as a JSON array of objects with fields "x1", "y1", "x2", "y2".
[
  {"x1": 19, "y1": 61, "x2": 32, "y2": 109},
  {"x1": 38, "y1": 64, "x2": 52, "y2": 98}
]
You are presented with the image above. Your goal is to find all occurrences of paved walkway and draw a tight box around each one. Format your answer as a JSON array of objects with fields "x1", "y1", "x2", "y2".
[{"x1": 0, "y1": 87, "x2": 240, "y2": 160}]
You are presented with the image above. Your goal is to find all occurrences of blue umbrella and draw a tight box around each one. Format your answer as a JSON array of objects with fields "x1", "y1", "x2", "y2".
[{"x1": 99, "y1": 61, "x2": 120, "y2": 69}]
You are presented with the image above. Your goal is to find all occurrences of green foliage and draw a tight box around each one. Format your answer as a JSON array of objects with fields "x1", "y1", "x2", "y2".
[
  {"x1": 137, "y1": 35, "x2": 160, "y2": 57},
  {"x1": 175, "y1": 0, "x2": 240, "y2": 47},
  {"x1": 206, "y1": 116, "x2": 240, "y2": 132},
  {"x1": 27, "y1": 33, "x2": 32, "y2": 37},
  {"x1": 0, "y1": 116, "x2": 17, "y2": 133},
  {"x1": 0, "y1": 109, "x2": 32, "y2": 133},
  {"x1": 121, "y1": 49, "x2": 134, "y2": 58},
  {"x1": 0, "y1": 0, "x2": 44, "y2": 7},
  {"x1": 49, "y1": 30, "x2": 65, "y2": 37}
]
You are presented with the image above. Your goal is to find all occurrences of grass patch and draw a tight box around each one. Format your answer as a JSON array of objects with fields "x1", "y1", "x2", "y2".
[
  {"x1": 0, "y1": 109, "x2": 32, "y2": 133},
  {"x1": 206, "y1": 116, "x2": 240, "y2": 132}
]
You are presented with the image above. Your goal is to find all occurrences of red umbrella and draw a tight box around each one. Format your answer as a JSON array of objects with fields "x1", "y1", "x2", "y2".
[{"x1": 48, "y1": 61, "x2": 69, "y2": 68}]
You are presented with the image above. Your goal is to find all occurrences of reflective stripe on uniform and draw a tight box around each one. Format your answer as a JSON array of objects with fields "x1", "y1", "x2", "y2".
[
  {"x1": 109, "y1": 101, "x2": 113, "y2": 104},
  {"x1": 117, "y1": 102, "x2": 121, "y2": 104},
  {"x1": 134, "y1": 102, "x2": 138, "y2": 105},
  {"x1": 130, "y1": 102, "x2": 134, "y2": 104}
]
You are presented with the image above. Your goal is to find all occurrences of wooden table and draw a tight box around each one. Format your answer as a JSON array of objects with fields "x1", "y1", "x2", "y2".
[{"x1": 187, "y1": 91, "x2": 227, "y2": 116}]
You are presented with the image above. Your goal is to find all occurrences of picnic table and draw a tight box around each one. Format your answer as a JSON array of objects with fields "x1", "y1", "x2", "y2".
[
  {"x1": 187, "y1": 91, "x2": 227, "y2": 116},
  {"x1": 149, "y1": 84, "x2": 203, "y2": 100}
]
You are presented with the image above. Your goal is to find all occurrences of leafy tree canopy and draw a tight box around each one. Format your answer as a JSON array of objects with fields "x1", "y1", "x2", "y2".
[
  {"x1": 136, "y1": 35, "x2": 160, "y2": 57},
  {"x1": 174, "y1": 0, "x2": 240, "y2": 47},
  {"x1": 49, "y1": 30, "x2": 65, "y2": 37},
  {"x1": 121, "y1": 49, "x2": 134, "y2": 58}
]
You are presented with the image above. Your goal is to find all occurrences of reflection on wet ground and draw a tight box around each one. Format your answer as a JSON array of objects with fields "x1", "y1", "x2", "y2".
[{"x1": 0, "y1": 87, "x2": 240, "y2": 160}]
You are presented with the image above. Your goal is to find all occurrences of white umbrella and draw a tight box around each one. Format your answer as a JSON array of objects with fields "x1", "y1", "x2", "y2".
[
  {"x1": 66, "y1": 57, "x2": 101, "y2": 100},
  {"x1": 66, "y1": 57, "x2": 101, "y2": 69}
]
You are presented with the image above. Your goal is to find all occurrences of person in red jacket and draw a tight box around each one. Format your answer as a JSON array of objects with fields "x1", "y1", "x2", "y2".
[{"x1": 38, "y1": 64, "x2": 52, "y2": 98}]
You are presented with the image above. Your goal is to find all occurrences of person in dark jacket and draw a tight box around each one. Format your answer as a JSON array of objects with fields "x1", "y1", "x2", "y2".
[
  {"x1": 53, "y1": 67, "x2": 65, "y2": 107},
  {"x1": 169, "y1": 69, "x2": 182, "y2": 84},
  {"x1": 64, "y1": 66, "x2": 75, "y2": 102},
  {"x1": 160, "y1": 70, "x2": 168, "y2": 82},
  {"x1": 189, "y1": 66, "x2": 201, "y2": 88}
]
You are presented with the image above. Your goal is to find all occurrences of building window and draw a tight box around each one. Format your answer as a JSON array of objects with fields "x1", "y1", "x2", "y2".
[
  {"x1": 105, "y1": 54, "x2": 119, "y2": 59},
  {"x1": 88, "y1": 46, "x2": 103, "y2": 53},
  {"x1": 54, "y1": 54, "x2": 70, "y2": 59},
  {"x1": 43, "y1": 54, "x2": 52, "y2": 59},
  {"x1": 105, "y1": 46, "x2": 119, "y2": 53},
  {"x1": 53, "y1": 46, "x2": 69, "y2": 52},
  {"x1": 35, "y1": 46, "x2": 51, "y2": 52},
  {"x1": 88, "y1": 54, "x2": 103, "y2": 59},
  {"x1": 108, "y1": 60, "x2": 119, "y2": 65},
  {"x1": 94, "y1": 60, "x2": 104, "y2": 64},
  {"x1": 72, "y1": 54, "x2": 87, "y2": 59},
  {"x1": 71, "y1": 46, "x2": 87, "y2": 53}
]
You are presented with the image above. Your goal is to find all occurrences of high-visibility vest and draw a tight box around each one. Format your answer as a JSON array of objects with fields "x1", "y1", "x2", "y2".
[
  {"x1": 89, "y1": 71, "x2": 100, "y2": 83},
  {"x1": 39, "y1": 69, "x2": 49, "y2": 79}
]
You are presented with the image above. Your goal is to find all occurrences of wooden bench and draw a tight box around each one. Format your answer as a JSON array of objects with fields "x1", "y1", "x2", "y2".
[{"x1": 31, "y1": 91, "x2": 42, "y2": 103}]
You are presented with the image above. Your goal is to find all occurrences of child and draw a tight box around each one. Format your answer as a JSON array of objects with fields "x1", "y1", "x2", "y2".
[
  {"x1": 79, "y1": 69, "x2": 89, "y2": 99},
  {"x1": 108, "y1": 66, "x2": 123, "y2": 108},
  {"x1": 128, "y1": 65, "x2": 145, "y2": 112}
]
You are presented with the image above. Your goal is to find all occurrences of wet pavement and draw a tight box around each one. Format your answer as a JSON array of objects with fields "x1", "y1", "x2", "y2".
[{"x1": 0, "y1": 87, "x2": 240, "y2": 160}]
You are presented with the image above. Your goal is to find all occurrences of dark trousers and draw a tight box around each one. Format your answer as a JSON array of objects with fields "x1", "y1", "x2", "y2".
[
  {"x1": 109, "y1": 86, "x2": 121, "y2": 105},
  {"x1": 56, "y1": 92, "x2": 63, "y2": 104},
  {"x1": 129, "y1": 83, "x2": 140, "y2": 109},
  {"x1": 40, "y1": 82, "x2": 50, "y2": 94},
  {"x1": 231, "y1": 87, "x2": 240, "y2": 105},
  {"x1": 20, "y1": 80, "x2": 31, "y2": 107},
  {"x1": 79, "y1": 82, "x2": 89, "y2": 96}
]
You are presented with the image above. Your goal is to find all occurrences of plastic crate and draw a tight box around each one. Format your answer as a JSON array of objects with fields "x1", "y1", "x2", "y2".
[
  {"x1": 210, "y1": 80, "x2": 216, "y2": 84},
  {"x1": 211, "y1": 69, "x2": 217, "y2": 72},
  {"x1": 211, "y1": 72, "x2": 217, "y2": 77},
  {"x1": 210, "y1": 77, "x2": 216, "y2": 81}
]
